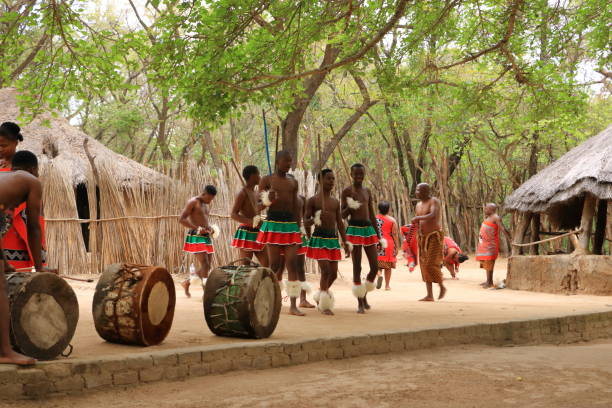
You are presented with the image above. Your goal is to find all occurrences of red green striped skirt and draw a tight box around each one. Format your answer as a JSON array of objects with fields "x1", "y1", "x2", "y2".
[
  {"x1": 306, "y1": 230, "x2": 342, "y2": 261},
  {"x1": 231, "y1": 225, "x2": 265, "y2": 252},
  {"x1": 183, "y1": 230, "x2": 214, "y2": 254},
  {"x1": 346, "y1": 220, "x2": 379, "y2": 247},
  {"x1": 256, "y1": 218, "x2": 302, "y2": 246}
]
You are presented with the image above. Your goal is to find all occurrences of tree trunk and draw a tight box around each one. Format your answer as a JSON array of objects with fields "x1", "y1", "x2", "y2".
[
  {"x1": 156, "y1": 97, "x2": 172, "y2": 161},
  {"x1": 528, "y1": 213, "x2": 541, "y2": 255},
  {"x1": 282, "y1": 44, "x2": 340, "y2": 166},
  {"x1": 512, "y1": 212, "x2": 532, "y2": 255},
  {"x1": 593, "y1": 199, "x2": 608, "y2": 255},
  {"x1": 577, "y1": 193, "x2": 597, "y2": 253}
]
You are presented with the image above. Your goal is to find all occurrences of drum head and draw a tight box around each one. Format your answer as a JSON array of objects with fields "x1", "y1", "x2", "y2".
[
  {"x1": 245, "y1": 267, "x2": 282, "y2": 339},
  {"x1": 137, "y1": 266, "x2": 176, "y2": 346},
  {"x1": 9, "y1": 273, "x2": 79, "y2": 360}
]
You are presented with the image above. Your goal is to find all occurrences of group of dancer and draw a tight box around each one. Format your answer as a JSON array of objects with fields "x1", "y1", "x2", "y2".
[{"x1": 178, "y1": 149, "x2": 512, "y2": 316}]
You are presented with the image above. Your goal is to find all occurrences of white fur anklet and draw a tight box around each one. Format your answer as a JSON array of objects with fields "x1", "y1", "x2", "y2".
[
  {"x1": 365, "y1": 280, "x2": 376, "y2": 292},
  {"x1": 352, "y1": 284, "x2": 367, "y2": 299},
  {"x1": 313, "y1": 290, "x2": 321, "y2": 304},
  {"x1": 318, "y1": 291, "x2": 334, "y2": 312},
  {"x1": 301, "y1": 281, "x2": 312, "y2": 294},
  {"x1": 286, "y1": 280, "x2": 302, "y2": 298}
]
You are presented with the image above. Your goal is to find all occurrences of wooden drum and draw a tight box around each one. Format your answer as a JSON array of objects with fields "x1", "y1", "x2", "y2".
[
  {"x1": 92, "y1": 264, "x2": 176, "y2": 346},
  {"x1": 6, "y1": 272, "x2": 79, "y2": 360},
  {"x1": 204, "y1": 261, "x2": 281, "y2": 339}
]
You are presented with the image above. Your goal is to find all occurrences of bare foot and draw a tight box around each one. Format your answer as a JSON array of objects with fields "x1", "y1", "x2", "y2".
[
  {"x1": 482, "y1": 283, "x2": 494, "y2": 289},
  {"x1": 357, "y1": 299, "x2": 366, "y2": 314},
  {"x1": 363, "y1": 296, "x2": 371, "y2": 310},
  {"x1": 289, "y1": 306, "x2": 305, "y2": 316},
  {"x1": 181, "y1": 280, "x2": 191, "y2": 298},
  {"x1": 385, "y1": 286, "x2": 391, "y2": 291},
  {"x1": 451, "y1": 276, "x2": 459, "y2": 280},
  {"x1": 321, "y1": 309, "x2": 334, "y2": 316},
  {"x1": 300, "y1": 300, "x2": 316, "y2": 309},
  {"x1": 419, "y1": 296, "x2": 435, "y2": 302},
  {"x1": 439, "y1": 286, "x2": 447, "y2": 300},
  {"x1": 0, "y1": 351, "x2": 36, "y2": 366}
]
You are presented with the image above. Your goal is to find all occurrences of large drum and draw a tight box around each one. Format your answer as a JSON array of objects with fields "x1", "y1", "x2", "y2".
[
  {"x1": 92, "y1": 264, "x2": 176, "y2": 346},
  {"x1": 204, "y1": 261, "x2": 281, "y2": 339},
  {"x1": 6, "y1": 272, "x2": 79, "y2": 360}
]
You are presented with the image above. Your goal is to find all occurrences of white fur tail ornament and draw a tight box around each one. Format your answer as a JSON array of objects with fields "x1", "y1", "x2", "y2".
[
  {"x1": 300, "y1": 225, "x2": 307, "y2": 235},
  {"x1": 365, "y1": 280, "x2": 375, "y2": 292},
  {"x1": 314, "y1": 210, "x2": 322, "y2": 226},
  {"x1": 380, "y1": 238, "x2": 388, "y2": 249},
  {"x1": 286, "y1": 280, "x2": 302, "y2": 298},
  {"x1": 261, "y1": 190, "x2": 272, "y2": 207},
  {"x1": 252, "y1": 215, "x2": 262, "y2": 229},
  {"x1": 346, "y1": 197, "x2": 362, "y2": 210},
  {"x1": 318, "y1": 291, "x2": 334, "y2": 312},
  {"x1": 347, "y1": 242, "x2": 354, "y2": 252},
  {"x1": 301, "y1": 281, "x2": 312, "y2": 294},
  {"x1": 352, "y1": 284, "x2": 367, "y2": 299},
  {"x1": 210, "y1": 224, "x2": 221, "y2": 239}
]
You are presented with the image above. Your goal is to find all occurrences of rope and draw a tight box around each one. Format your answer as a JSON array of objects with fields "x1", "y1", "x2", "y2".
[
  {"x1": 263, "y1": 109, "x2": 272, "y2": 175},
  {"x1": 511, "y1": 229, "x2": 582, "y2": 247},
  {"x1": 45, "y1": 213, "x2": 232, "y2": 223}
]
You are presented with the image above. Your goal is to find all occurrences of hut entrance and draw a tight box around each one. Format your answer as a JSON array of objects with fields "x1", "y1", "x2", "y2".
[{"x1": 74, "y1": 184, "x2": 100, "y2": 252}]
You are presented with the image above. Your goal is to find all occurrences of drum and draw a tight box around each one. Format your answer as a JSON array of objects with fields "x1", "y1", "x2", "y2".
[
  {"x1": 204, "y1": 260, "x2": 281, "y2": 339},
  {"x1": 6, "y1": 272, "x2": 79, "y2": 360},
  {"x1": 92, "y1": 264, "x2": 176, "y2": 346}
]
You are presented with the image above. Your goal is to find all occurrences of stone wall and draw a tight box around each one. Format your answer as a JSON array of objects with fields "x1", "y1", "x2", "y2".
[
  {"x1": 1, "y1": 311, "x2": 612, "y2": 400},
  {"x1": 507, "y1": 255, "x2": 612, "y2": 295}
]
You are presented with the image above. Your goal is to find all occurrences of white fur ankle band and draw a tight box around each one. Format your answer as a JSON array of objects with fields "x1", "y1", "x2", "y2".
[
  {"x1": 365, "y1": 280, "x2": 375, "y2": 292},
  {"x1": 286, "y1": 280, "x2": 302, "y2": 298},
  {"x1": 301, "y1": 281, "x2": 312, "y2": 294},
  {"x1": 318, "y1": 290, "x2": 334, "y2": 311},
  {"x1": 352, "y1": 284, "x2": 367, "y2": 299}
]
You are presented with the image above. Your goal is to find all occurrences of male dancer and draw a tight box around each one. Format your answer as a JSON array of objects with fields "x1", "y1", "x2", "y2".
[
  {"x1": 0, "y1": 151, "x2": 49, "y2": 365},
  {"x1": 296, "y1": 194, "x2": 315, "y2": 308},
  {"x1": 257, "y1": 151, "x2": 305, "y2": 316},
  {"x1": 305, "y1": 169, "x2": 349, "y2": 315},
  {"x1": 179, "y1": 185, "x2": 217, "y2": 297},
  {"x1": 341, "y1": 163, "x2": 382, "y2": 314},
  {"x1": 476, "y1": 203, "x2": 511, "y2": 288},
  {"x1": 412, "y1": 183, "x2": 446, "y2": 301},
  {"x1": 230, "y1": 165, "x2": 268, "y2": 266}
]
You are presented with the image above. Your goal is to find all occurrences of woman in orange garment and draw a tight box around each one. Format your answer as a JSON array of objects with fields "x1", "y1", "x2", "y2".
[
  {"x1": 0, "y1": 122, "x2": 46, "y2": 271},
  {"x1": 375, "y1": 201, "x2": 400, "y2": 290}
]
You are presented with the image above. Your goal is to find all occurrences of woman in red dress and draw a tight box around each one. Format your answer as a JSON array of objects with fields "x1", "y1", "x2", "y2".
[
  {"x1": 375, "y1": 200, "x2": 400, "y2": 290},
  {"x1": 0, "y1": 122, "x2": 47, "y2": 271}
]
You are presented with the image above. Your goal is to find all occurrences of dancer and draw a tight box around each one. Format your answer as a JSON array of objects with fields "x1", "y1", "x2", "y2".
[
  {"x1": 230, "y1": 165, "x2": 268, "y2": 266},
  {"x1": 257, "y1": 151, "x2": 305, "y2": 316},
  {"x1": 0, "y1": 122, "x2": 47, "y2": 270},
  {"x1": 296, "y1": 195, "x2": 314, "y2": 308},
  {"x1": 476, "y1": 203, "x2": 511, "y2": 288},
  {"x1": 179, "y1": 185, "x2": 218, "y2": 297},
  {"x1": 443, "y1": 236, "x2": 468, "y2": 279},
  {"x1": 376, "y1": 200, "x2": 399, "y2": 290},
  {"x1": 341, "y1": 163, "x2": 381, "y2": 313},
  {"x1": 401, "y1": 223, "x2": 418, "y2": 272},
  {"x1": 412, "y1": 183, "x2": 446, "y2": 301},
  {"x1": 304, "y1": 169, "x2": 349, "y2": 315},
  {"x1": 0, "y1": 151, "x2": 49, "y2": 365}
]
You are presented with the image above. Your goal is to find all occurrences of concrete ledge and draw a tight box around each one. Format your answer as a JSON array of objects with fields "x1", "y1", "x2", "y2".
[
  {"x1": 2, "y1": 310, "x2": 612, "y2": 399},
  {"x1": 507, "y1": 255, "x2": 612, "y2": 295}
]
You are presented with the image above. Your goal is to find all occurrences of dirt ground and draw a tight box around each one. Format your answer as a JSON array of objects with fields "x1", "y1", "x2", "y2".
[
  {"x1": 5, "y1": 340, "x2": 612, "y2": 408},
  {"x1": 61, "y1": 257, "x2": 612, "y2": 359}
]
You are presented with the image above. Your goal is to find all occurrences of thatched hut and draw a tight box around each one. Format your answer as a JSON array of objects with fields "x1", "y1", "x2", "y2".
[
  {"x1": 504, "y1": 125, "x2": 612, "y2": 295},
  {"x1": 0, "y1": 88, "x2": 185, "y2": 274}
]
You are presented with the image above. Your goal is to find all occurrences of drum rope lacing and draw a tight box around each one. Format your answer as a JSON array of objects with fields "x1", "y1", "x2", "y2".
[{"x1": 209, "y1": 266, "x2": 251, "y2": 336}]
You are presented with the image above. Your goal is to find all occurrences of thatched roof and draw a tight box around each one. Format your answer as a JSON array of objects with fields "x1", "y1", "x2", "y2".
[
  {"x1": 0, "y1": 88, "x2": 162, "y2": 187},
  {"x1": 505, "y1": 125, "x2": 612, "y2": 213}
]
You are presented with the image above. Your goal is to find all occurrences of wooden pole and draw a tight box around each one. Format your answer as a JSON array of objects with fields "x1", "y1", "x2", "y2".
[
  {"x1": 512, "y1": 212, "x2": 532, "y2": 256},
  {"x1": 528, "y1": 214, "x2": 541, "y2": 255},
  {"x1": 274, "y1": 125, "x2": 280, "y2": 173},
  {"x1": 578, "y1": 193, "x2": 597, "y2": 253},
  {"x1": 593, "y1": 199, "x2": 608, "y2": 255}
]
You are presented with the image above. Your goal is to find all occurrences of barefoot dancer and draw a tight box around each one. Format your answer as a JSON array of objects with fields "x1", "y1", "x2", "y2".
[
  {"x1": 257, "y1": 151, "x2": 305, "y2": 316},
  {"x1": 443, "y1": 236, "x2": 468, "y2": 279},
  {"x1": 341, "y1": 163, "x2": 381, "y2": 314},
  {"x1": 476, "y1": 203, "x2": 511, "y2": 288},
  {"x1": 304, "y1": 169, "x2": 349, "y2": 315},
  {"x1": 401, "y1": 223, "x2": 418, "y2": 272},
  {"x1": 0, "y1": 151, "x2": 50, "y2": 365},
  {"x1": 413, "y1": 183, "x2": 446, "y2": 302},
  {"x1": 231, "y1": 166, "x2": 268, "y2": 266},
  {"x1": 296, "y1": 195, "x2": 315, "y2": 309},
  {"x1": 179, "y1": 185, "x2": 217, "y2": 298},
  {"x1": 376, "y1": 200, "x2": 400, "y2": 290}
]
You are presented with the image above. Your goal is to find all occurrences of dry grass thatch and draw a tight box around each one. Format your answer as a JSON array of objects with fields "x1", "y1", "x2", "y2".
[{"x1": 504, "y1": 125, "x2": 612, "y2": 213}]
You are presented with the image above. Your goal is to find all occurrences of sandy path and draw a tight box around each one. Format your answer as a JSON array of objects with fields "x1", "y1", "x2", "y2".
[
  {"x1": 62, "y1": 257, "x2": 612, "y2": 359},
  {"x1": 5, "y1": 340, "x2": 612, "y2": 408}
]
